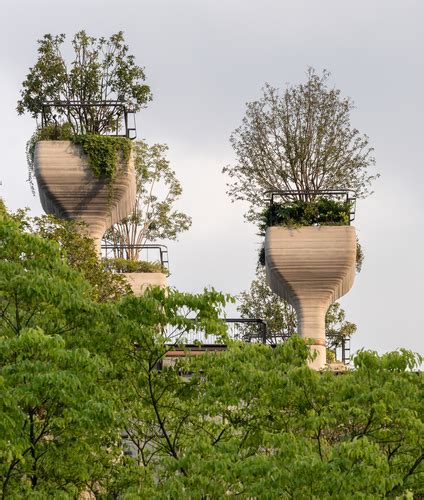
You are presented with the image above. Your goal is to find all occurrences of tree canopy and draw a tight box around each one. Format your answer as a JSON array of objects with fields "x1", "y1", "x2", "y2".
[
  {"x1": 1, "y1": 203, "x2": 422, "y2": 497},
  {"x1": 223, "y1": 68, "x2": 378, "y2": 222},
  {"x1": 17, "y1": 31, "x2": 151, "y2": 134},
  {"x1": 105, "y1": 141, "x2": 192, "y2": 260}
]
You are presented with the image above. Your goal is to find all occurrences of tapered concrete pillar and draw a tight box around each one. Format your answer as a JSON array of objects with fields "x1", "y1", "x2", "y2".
[
  {"x1": 265, "y1": 226, "x2": 356, "y2": 369},
  {"x1": 34, "y1": 141, "x2": 136, "y2": 250}
]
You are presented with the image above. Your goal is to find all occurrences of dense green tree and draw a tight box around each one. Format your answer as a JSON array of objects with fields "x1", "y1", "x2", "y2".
[
  {"x1": 119, "y1": 340, "x2": 423, "y2": 498},
  {"x1": 1, "y1": 202, "x2": 422, "y2": 498},
  {"x1": 0, "y1": 203, "x2": 230, "y2": 497},
  {"x1": 10, "y1": 210, "x2": 130, "y2": 302},
  {"x1": 0, "y1": 205, "x2": 122, "y2": 497}
]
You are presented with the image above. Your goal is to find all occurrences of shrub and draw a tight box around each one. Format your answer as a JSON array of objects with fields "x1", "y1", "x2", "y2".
[
  {"x1": 103, "y1": 257, "x2": 168, "y2": 274},
  {"x1": 259, "y1": 198, "x2": 352, "y2": 234}
]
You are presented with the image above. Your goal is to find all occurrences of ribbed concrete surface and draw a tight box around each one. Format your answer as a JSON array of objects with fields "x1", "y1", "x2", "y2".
[
  {"x1": 265, "y1": 226, "x2": 356, "y2": 369},
  {"x1": 34, "y1": 141, "x2": 136, "y2": 247},
  {"x1": 122, "y1": 272, "x2": 167, "y2": 296}
]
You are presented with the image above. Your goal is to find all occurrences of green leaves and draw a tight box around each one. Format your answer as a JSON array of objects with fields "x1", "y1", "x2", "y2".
[
  {"x1": 17, "y1": 31, "x2": 152, "y2": 134},
  {"x1": 103, "y1": 257, "x2": 168, "y2": 274},
  {"x1": 106, "y1": 140, "x2": 192, "y2": 258},
  {"x1": 259, "y1": 197, "x2": 352, "y2": 234},
  {"x1": 1, "y1": 204, "x2": 422, "y2": 497},
  {"x1": 224, "y1": 68, "x2": 378, "y2": 224},
  {"x1": 72, "y1": 134, "x2": 132, "y2": 181},
  {"x1": 142, "y1": 341, "x2": 423, "y2": 498}
]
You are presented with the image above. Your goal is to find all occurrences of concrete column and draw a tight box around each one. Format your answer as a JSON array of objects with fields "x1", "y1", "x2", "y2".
[{"x1": 265, "y1": 226, "x2": 356, "y2": 369}]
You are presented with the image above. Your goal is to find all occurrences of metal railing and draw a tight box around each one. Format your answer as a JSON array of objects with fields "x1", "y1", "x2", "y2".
[
  {"x1": 101, "y1": 242, "x2": 169, "y2": 272},
  {"x1": 164, "y1": 318, "x2": 351, "y2": 365},
  {"x1": 40, "y1": 100, "x2": 137, "y2": 139},
  {"x1": 264, "y1": 189, "x2": 357, "y2": 224}
]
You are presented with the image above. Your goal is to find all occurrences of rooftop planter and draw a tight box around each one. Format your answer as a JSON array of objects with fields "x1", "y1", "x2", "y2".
[
  {"x1": 103, "y1": 251, "x2": 168, "y2": 296},
  {"x1": 262, "y1": 192, "x2": 358, "y2": 370},
  {"x1": 17, "y1": 31, "x2": 152, "y2": 249},
  {"x1": 32, "y1": 128, "x2": 136, "y2": 250}
]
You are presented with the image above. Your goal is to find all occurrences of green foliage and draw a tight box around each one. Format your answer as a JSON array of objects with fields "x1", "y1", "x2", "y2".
[
  {"x1": 26, "y1": 127, "x2": 132, "y2": 194},
  {"x1": 33, "y1": 122, "x2": 74, "y2": 141},
  {"x1": 0, "y1": 204, "x2": 233, "y2": 496},
  {"x1": 103, "y1": 257, "x2": 168, "y2": 274},
  {"x1": 259, "y1": 198, "x2": 352, "y2": 234},
  {"x1": 0, "y1": 207, "x2": 123, "y2": 497},
  {"x1": 106, "y1": 140, "x2": 192, "y2": 258},
  {"x1": 356, "y1": 237, "x2": 365, "y2": 272},
  {"x1": 72, "y1": 134, "x2": 132, "y2": 180},
  {"x1": 115, "y1": 338, "x2": 423, "y2": 497},
  {"x1": 2, "y1": 202, "x2": 422, "y2": 498},
  {"x1": 17, "y1": 31, "x2": 151, "y2": 134},
  {"x1": 11, "y1": 211, "x2": 130, "y2": 302}
]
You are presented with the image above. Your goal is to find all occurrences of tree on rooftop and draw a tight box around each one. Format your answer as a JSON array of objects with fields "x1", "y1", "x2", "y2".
[
  {"x1": 105, "y1": 141, "x2": 192, "y2": 260},
  {"x1": 17, "y1": 31, "x2": 151, "y2": 134},
  {"x1": 223, "y1": 68, "x2": 378, "y2": 222}
]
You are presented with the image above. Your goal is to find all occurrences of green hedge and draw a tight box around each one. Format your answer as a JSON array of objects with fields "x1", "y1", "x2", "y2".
[
  {"x1": 259, "y1": 198, "x2": 351, "y2": 234},
  {"x1": 103, "y1": 257, "x2": 167, "y2": 274}
]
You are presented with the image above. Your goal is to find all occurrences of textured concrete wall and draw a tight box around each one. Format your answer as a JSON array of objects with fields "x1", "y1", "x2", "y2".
[
  {"x1": 265, "y1": 226, "x2": 356, "y2": 369},
  {"x1": 34, "y1": 141, "x2": 136, "y2": 248},
  {"x1": 122, "y1": 272, "x2": 167, "y2": 296}
]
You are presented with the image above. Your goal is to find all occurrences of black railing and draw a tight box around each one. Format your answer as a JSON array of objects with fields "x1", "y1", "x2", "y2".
[
  {"x1": 264, "y1": 189, "x2": 357, "y2": 224},
  {"x1": 40, "y1": 100, "x2": 137, "y2": 139},
  {"x1": 101, "y1": 243, "x2": 169, "y2": 271},
  {"x1": 164, "y1": 318, "x2": 351, "y2": 365}
]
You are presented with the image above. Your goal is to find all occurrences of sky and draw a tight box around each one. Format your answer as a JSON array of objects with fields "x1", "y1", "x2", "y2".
[{"x1": 1, "y1": 0, "x2": 423, "y2": 357}]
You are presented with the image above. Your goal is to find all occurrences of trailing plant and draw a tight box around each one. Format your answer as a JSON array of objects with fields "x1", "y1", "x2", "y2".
[
  {"x1": 356, "y1": 237, "x2": 364, "y2": 272},
  {"x1": 103, "y1": 257, "x2": 168, "y2": 275},
  {"x1": 72, "y1": 134, "x2": 132, "y2": 180},
  {"x1": 26, "y1": 125, "x2": 132, "y2": 193}
]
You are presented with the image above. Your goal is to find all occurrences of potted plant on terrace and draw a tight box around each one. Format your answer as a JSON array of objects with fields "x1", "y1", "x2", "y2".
[
  {"x1": 102, "y1": 140, "x2": 192, "y2": 294},
  {"x1": 17, "y1": 31, "x2": 152, "y2": 249},
  {"x1": 223, "y1": 68, "x2": 378, "y2": 369}
]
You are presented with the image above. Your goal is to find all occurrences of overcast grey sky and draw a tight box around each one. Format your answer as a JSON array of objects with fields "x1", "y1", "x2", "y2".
[{"x1": 1, "y1": 0, "x2": 423, "y2": 356}]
